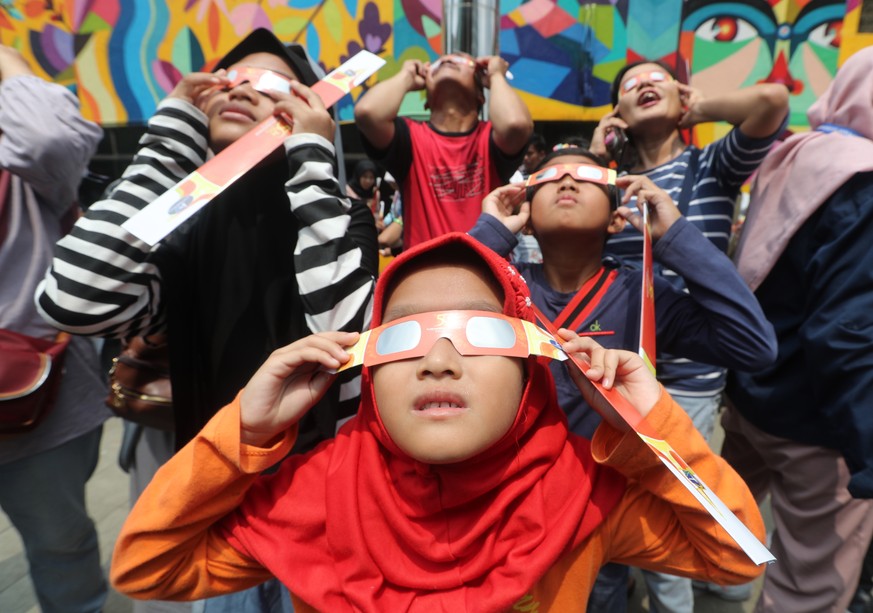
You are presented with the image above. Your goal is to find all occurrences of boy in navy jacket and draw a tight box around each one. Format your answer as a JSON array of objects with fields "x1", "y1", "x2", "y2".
[{"x1": 469, "y1": 147, "x2": 776, "y2": 439}]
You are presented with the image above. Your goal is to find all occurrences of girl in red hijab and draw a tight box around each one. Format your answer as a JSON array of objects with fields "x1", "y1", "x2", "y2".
[{"x1": 111, "y1": 232, "x2": 764, "y2": 611}]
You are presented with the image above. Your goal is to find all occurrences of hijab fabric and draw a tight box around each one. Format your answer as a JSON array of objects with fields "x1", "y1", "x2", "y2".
[
  {"x1": 347, "y1": 159, "x2": 379, "y2": 201},
  {"x1": 223, "y1": 232, "x2": 625, "y2": 611},
  {"x1": 734, "y1": 47, "x2": 873, "y2": 291}
]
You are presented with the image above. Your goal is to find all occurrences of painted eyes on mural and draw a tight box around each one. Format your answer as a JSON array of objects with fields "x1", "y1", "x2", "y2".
[
  {"x1": 807, "y1": 20, "x2": 842, "y2": 49},
  {"x1": 695, "y1": 16, "x2": 757, "y2": 43}
]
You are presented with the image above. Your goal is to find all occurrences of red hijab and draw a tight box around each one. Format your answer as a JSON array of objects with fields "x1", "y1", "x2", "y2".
[{"x1": 223, "y1": 233, "x2": 625, "y2": 611}]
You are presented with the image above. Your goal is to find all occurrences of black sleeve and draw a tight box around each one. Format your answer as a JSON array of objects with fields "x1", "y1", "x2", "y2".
[
  {"x1": 489, "y1": 129, "x2": 526, "y2": 182},
  {"x1": 359, "y1": 117, "x2": 413, "y2": 185}
]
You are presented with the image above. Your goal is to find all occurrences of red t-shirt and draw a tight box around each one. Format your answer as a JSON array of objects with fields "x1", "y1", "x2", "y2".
[{"x1": 365, "y1": 118, "x2": 521, "y2": 249}]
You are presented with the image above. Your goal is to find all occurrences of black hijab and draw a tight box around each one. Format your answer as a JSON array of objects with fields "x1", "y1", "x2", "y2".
[{"x1": 347, "y1": 159, "x2": 378, "y2": 200}]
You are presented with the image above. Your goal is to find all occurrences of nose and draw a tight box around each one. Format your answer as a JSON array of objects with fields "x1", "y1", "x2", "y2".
[
  {"x1": 227, "y1": 81, "x2": 259, "y2": 102},
  {"x1": 557, "y1": 174, "x2": 579, "y2": 191},
  {"x1": 416, "y1": 338, "x2": 463, "y2": 379}
]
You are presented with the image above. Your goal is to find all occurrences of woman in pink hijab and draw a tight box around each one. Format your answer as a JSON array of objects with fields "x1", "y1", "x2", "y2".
[{"x1": 726, "y1": 46, "x2": 873, "y2": 613}]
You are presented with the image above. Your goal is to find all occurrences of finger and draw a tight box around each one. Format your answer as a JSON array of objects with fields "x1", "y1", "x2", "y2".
[
  {"x1": 584, "y1": 345, "x2": 606, "y2": 382},
  {"x1": 288, "y1": 80, "x2": 324, "y2": 109},
  {"x1": 618, "y1": 208, "x2": 642, "y2": 232},
  {"x1": 558, "y1": 331, "x2": 601, "y2": 361},
  {"x1": 617, "y1": 180, "x2": 642, "y2": 204},
  {"x1": 556, "y1": 327, "x2": 578, "y2": 342},
  {"x1": 188, "y1": 72, "x2": 228, "y2": 89},
  {"x1": 307, "y1": 369, "x2": 337, "y2": 398},
  {"x1": 615, "y1": 205, "x2": 634, "y2": 219},
  {"x1": 599, "y1": 349, "x2": 621, "y2": 389},
  {"x1": 273, "y1": 332, "x2": 357, "y2": 366},
  {"x1": 495, "y1": 182, "x2": 525, "y2": 196},
  {"x1": 516, "y1": 200, "x2": 531, "y2": 223},
  {"x1": 271, "y1": 343, "x2": 347, "y2": 372}
]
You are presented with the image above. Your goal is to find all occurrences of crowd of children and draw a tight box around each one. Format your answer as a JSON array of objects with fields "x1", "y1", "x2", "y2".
[{"x1": 4, "y1": 22, "x2": 872, "y2": 613}]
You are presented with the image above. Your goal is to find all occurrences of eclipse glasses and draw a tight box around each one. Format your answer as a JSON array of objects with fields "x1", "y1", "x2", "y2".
[
  {"x1": 430, "y1": 54, "x2": 476, "y2": 74},
  {"x1": 335, "y1": 310, "x2": 567, "y2": 372},
  {"x1": 429, "y1": 54, "x2": 514, "y2": 80},
  {"x1": 525, "y1": 163, "x2": 617, "y2": 189},
  {"x1": 222, "y1": 66, "x2": 295, "y2": 97},
  {"x1": 619, "y1": 70, "x2": 673, "y2": 96}
]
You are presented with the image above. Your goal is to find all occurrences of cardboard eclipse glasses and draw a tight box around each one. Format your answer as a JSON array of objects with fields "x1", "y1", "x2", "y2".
[
  {"x1": 222, "y1": 66, "x2": 295, "y2": 97},
  {"x1": 429, "y1": 55, "x2": 516, "y2": 81},
  {"x1": 619, "y1": 70, "x2": 673, "y2": 97},
  {"x1": 429, "y1": 54, "x2": 477, "y2": 75},
  {"x1": 335, "y1": 310, "x2": 567, "y2": 372},
  {"x1": 525, "y1": 163, "x2": 617, "y2": 189}
]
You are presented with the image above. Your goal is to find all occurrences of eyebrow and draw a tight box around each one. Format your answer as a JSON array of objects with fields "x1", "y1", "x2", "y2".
[{"x1": 382, "y1": 301, "x2": 504, "y2": 322}]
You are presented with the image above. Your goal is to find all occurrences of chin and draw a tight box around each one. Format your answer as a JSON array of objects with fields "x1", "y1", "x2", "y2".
[
  {"x1": 209, "y1": 125, "x2": 254, "y2": 152},
  {"x1": 406, "y1": 441, "x2": 482, "y2": 465}
]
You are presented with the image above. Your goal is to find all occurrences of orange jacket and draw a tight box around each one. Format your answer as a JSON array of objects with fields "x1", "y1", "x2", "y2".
[{"x1": 111, "y1": 391, "x2": 766, "y2": 610}]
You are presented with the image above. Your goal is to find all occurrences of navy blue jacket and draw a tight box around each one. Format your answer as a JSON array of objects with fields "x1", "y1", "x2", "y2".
[
  {"x1": 470, "y1": 214, "x2": 777, "y2": 438},
  {"x1": 728, "y1": 172, "x2": 873, "y2": 498}
]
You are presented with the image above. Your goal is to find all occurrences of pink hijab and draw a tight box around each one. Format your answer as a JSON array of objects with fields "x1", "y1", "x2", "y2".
[{"x1": 734, "y1": 46, "x2": 873, "y2": 291}]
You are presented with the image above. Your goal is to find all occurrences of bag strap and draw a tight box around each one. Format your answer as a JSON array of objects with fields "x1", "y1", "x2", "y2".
[
  {"x1": 552, "y1": 267, "x2": 618, "y2": 331},
  {"x1": 676, "y1": 148, "x2": 700, "y2": 217},
  {"x1": 0, "y1": 169, "x2": 12, "y2": 246}
]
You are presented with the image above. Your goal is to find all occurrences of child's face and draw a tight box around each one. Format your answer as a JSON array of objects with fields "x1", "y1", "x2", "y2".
[
  {"x1": 529, "y1": 155, "x2": 619, "y2": 239},
  {"x1": 522, "y1": 144, "x2": 546, "y2": 173},
  {"x1": 425, "y1": 53, "x2": 483, "y2": 108},
  {"x1": 203, "y1": 52, "x2": 298, "y2": 153},
  {"x1": 359, "y1": 170, "x2": 376, "y2": 192},
  {"x1": 372, "y1": 262, "x2": 525, "y2": 464},
  {"x1": 615, "y1": 62, "x2": 682, "y2": 133}
]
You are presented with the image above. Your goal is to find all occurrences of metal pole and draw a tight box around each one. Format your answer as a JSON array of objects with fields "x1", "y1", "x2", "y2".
[
  {"x1": 442, "y1": 0, "x2": 499, "y2": 57},
  {"x1": 442, "y1": 0, "x2": 500, "y2": 118}
]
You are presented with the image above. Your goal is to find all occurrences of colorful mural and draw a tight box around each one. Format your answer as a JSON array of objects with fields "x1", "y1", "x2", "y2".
[
  {"x1": 680, "y1": 0, "x2": 846, "y2": 139},
  {"x1": 0, "y1": 0, "x2": 867, "y2": 128}
]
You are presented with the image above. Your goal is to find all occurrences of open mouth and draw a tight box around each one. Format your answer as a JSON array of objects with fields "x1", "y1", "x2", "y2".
[
  {"x1": 638, "y1": 90, "x2": 661, "y2": 107},
  {"x1": 414, "y1": 396, "x2": 469, "y2": 416},
  {"x1": 418, "y1": 400, "x2": 465, "y2": 411}
]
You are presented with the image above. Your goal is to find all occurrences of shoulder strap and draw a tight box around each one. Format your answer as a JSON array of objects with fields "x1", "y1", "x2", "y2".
[
  {"x1": 553, "y1": 267, "x2": 618, "y2": 331},
  {"x1": 676, "y1": 147, "x2": 700, "y2": 217},
  {"x1": 0, "y1": 170, "x2": 12, "y2": 245}
]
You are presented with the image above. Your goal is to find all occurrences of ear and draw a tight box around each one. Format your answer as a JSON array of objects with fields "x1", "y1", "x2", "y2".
[
  {"x1": 524, "y1": 215, "x2": 537, "y2": 238},
  {"x1": 607, "y1": 210, "x2": 627, "y2": 235}
]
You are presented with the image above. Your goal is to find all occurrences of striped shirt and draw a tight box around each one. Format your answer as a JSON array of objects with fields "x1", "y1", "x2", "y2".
[
  {"x1": 36, "y1": 99, "x2": 375, "y2": 429},
  {"x1": 604, "y1": 127, "x2": 781, "y2": 394}
]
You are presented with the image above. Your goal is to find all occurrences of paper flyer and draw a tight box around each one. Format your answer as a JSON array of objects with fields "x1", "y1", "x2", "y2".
[
  {"x1": 123, "y1": 50, "x2": 386, "y2": 246},
  {"x1": 531, "y1": 303, "x2": 775, "y2": 566}
]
